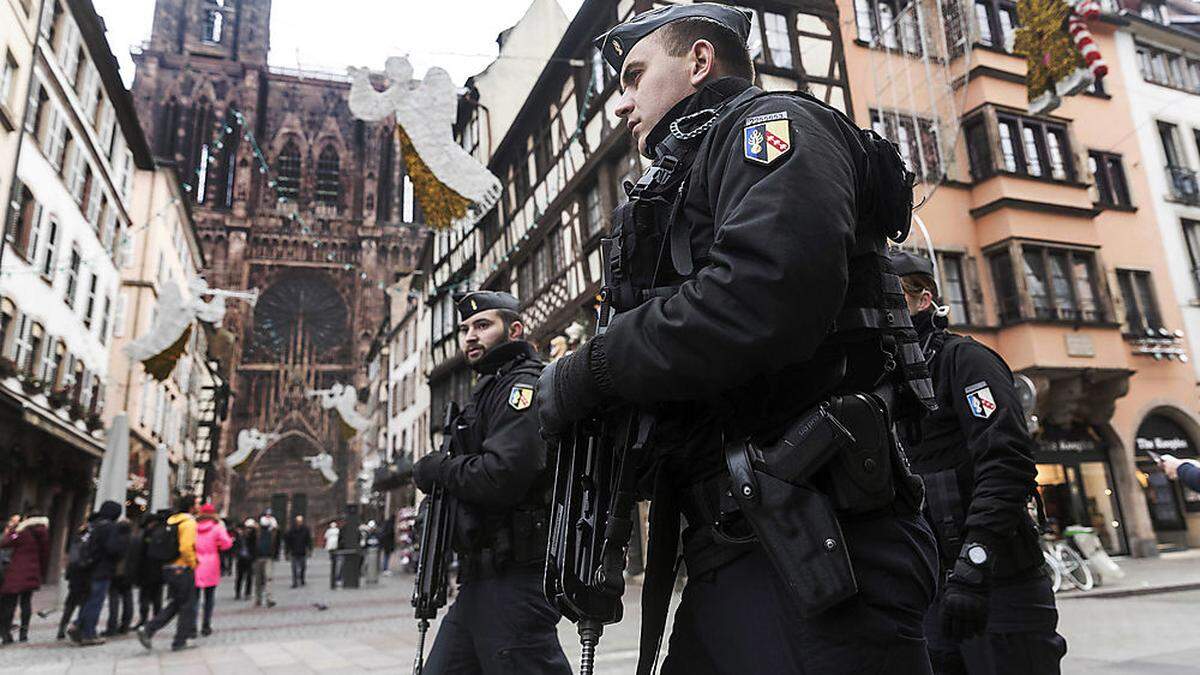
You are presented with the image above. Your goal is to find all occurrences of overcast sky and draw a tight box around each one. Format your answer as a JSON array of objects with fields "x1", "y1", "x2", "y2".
[{"x1": 93, "y1": 0, "x2": 583, "y2": 88}]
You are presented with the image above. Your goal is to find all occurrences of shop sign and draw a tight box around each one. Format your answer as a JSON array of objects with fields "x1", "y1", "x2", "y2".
[
  {"x1": 1135, "y1": 414, "x2": 1197, "y2": 459},
  {"x1": 1035, "y1": 425, "x2": 1106, "y2": 459}
]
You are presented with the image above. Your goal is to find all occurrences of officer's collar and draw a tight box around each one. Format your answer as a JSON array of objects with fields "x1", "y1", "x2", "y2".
[
  {"x1": 469, "y1": 339, "x2": 538, "y2": 376},
  {"x1": 645, "y1": 76, "x2": 754, "y2": 160},
  {"x1": 912, "y1": 309, "x2": 936, "y2": 340}
]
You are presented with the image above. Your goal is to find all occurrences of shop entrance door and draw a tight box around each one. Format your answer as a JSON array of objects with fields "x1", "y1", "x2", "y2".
[
  {"x1": 1136, "y1": 414, "x2": 1198, "y2": 551},
  {"x1": 1036, "y1": 460, "x2": 1128, "y2": 556}
]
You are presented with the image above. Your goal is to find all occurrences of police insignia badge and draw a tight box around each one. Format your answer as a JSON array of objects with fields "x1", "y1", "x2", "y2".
[
  {"x1": 509, "y1": 383, "x2": 534, "y2": 411},
  {"x1": 743, "y1": 113, "x2": 792, "y2": 165},
  {"x1": 964, "y1": 381, "x2": 997, "y2": 419},
  {"x1": 611, "y1": 38, "x2": 623, "y2": 56}
]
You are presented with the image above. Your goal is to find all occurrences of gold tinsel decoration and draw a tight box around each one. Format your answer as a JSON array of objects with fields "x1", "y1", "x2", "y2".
[
  {"x1": 141, "y1": 324, "x2": 192, "y2": 382},
  {"x1": 396, "y1": 126, "x2": 473, "y2": 230},
  {"x1": 1013, "y1": 0, "x2": 1085, "y2": 103}
]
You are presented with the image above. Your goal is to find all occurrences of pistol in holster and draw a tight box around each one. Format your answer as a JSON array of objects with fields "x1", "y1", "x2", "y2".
[{"x1": 722, "y1": 392, "x2": 902, "y2": 617}]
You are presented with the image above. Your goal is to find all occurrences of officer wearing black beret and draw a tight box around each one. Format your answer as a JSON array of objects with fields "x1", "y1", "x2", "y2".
[
  {"x1": 538, "y1": 3, "x2": 939, "y2": 672},
  {"x1": 413, "y1": 290, "x2": 570, "y2": 674},
  {"x1": 890, "y1": 250, "x2": 1067, "y2": 673}
]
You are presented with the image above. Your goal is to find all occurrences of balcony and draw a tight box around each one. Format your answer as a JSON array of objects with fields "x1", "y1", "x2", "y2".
[{"x1": 1166, "y1": 165, "x2": 1200, "y2": 205}]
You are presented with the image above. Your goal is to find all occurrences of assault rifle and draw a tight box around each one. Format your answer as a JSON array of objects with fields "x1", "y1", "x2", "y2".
[
  {"x1": 411, "y1": 400, "x2": 460, "y2": 675},
  {"x1": 545, "y1": 237, "x2": 654, "y2": 675}
]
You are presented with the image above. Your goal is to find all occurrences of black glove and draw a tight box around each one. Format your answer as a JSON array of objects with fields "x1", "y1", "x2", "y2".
[
  {"x1": 536, "y1": 338, "x2": 610, "y2": 437},
  {"x1": 413, "y1": 451, "x2": 448, "y2": 493},
  {"x1": 940, "y1": 541, "x2": 993, "y2": 642}
]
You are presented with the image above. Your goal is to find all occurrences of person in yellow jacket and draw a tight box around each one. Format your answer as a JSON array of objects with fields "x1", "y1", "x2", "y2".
[{"x1": 137, "y1": 494, "x2": 198, "y2": 651}]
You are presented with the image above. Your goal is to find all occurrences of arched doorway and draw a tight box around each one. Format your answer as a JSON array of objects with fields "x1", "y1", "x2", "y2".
[
  {"x1": 239, "y1": 431, "x2": 339, "y2": 529},
  {"x1": 1135, "y1": 410, "x2": 1200, "y2": 551}
]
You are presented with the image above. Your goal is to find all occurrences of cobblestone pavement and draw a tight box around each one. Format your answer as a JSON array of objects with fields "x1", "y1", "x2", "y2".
[{"x1": 3, "y1": 554, "x2": 1199, "y2": 673}]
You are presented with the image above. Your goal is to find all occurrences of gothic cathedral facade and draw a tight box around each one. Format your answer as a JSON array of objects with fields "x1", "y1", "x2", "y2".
[{"x1": 131, "y1": 0, "x2": 425, "y2": 526}]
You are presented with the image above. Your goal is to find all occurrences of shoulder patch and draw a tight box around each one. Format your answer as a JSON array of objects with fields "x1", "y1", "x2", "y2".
[
  {"x1": 508, "y1": 383, "x2": 534, "y2": 411},
  {"x1": 744, "y1": 115, "x2": 792, "y2": 165},
  {"x1": 964, "y1": 381, "x2": 997, "y2": 419}
]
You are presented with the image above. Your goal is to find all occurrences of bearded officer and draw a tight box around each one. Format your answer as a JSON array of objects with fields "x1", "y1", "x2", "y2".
[
  {"x1": 537, "y1": 4, "x2": 939, "y2": 673},
  {"x1": 413, "y1": 290, "x2": 570, "y2": 674},
  {"x1": 890, "y1": 250, "x2": 1067, "y2": 673}
]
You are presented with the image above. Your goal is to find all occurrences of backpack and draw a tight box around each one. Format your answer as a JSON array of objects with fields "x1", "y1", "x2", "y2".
[
  {"x1": 68, "y1": 526, "x2": 100, "y2": 571},
  {"x1": 145, "y1": 519, "x2": 180, "y2": 562}
]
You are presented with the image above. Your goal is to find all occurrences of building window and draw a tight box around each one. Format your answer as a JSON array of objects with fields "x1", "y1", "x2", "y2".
[
  {"x1": 83, "y1": 273, "x2": 97, "y2": 327},
  {"x1": 855, "y1": 0, "x2": 923, "y2": 55},
  {"x1": 1140, "y1": 0, "x2": 1168, "y2": 24},
  {"x1": 870, "y1": 110, "x2": 942, "y2": 181},
  {"x1": 316, "y1": 146, "x2": 341, "y2": 206},
  {"x1": 157, "y1": 98, "x2": 180, "y2": 157},
  {"x1": 17, "y1": 320, "x2": 44, "y2": 377},
  {"x1": 8, "y1": 184, "x2": 38, "y2": 260},
  {"x1": 40, "y1": 217, "x2": 58, "y2": 277},
  {"x1": 584, "y1": 184, "x2": 604, "y2": 239},
  {"x1": 0, "y1": 299, "x2": 13, "y2": 358},
  {"x1": 974, "y1": 113, "x2": 1073, "y2": 181},
  {"x1": 1159, "y1": 122, "x2": 1199, "y2": 204},
  {"x1": 1116, "y1": 270, "x2": 1163, "y2": 336},
  {"x1": 1, "y1": 51, "x2": 17, "y2": 109},
  {"x1": 276, "y1": 140, "x2": 301, "y2": 202},
  {"x1": 1023, "y1": 245, "x2": 1101, "y2": 323},
  {"x1": 64, "y1": 247, "x2": 81, "y2": 307},
  {"x1": 1182, "y1": 220, "x2": 1200, "y2": 298},
  {"x1": 218, "y1": 110, "x2": 240, "y2": 209},
  {"x1": 99, "y1": 295, "x2": 111, "y2": 344},
  {"x1": 938, "y1": 252, "x2": 972, "y2": 325},
  {"x1": 377, "y1": 132, "x2": 395, "y2": 222},
  {"x1": 974, "y1": 0, "x2": 1018, "y2": 51},
  {"x1": 1088, "y1": 151, "x2": 1131, "y2": 207},
  {"x1": 1136, "y1": 43, "x2": 1200, "y2": 92},
  {"x1": 761, "y1": 11, "x2": 795, "y2": 67}
]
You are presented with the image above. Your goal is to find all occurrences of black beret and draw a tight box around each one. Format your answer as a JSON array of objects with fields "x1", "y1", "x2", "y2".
[
  {"x1": 455, "y1": 290, "x2": 520, "y2": 322},
  {"x1": 593, "y1": 2, "x2": 753, "y2": 75},
  {"x1": 888, "y1": 249, "x2": 936, "y2": 279}
]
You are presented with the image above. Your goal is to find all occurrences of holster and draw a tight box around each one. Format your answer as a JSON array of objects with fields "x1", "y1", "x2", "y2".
[{"x1": 510, "y1": 506, "x2": 549, "y2": 564}]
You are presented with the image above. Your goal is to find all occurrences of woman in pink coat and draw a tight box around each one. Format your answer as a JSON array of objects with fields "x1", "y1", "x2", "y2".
[{"x1": 193, "y1": 504, "x2": 232, "y2": 636}]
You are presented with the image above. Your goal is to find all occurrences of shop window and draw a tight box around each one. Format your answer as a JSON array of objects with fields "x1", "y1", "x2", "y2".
[
  {"x1": 1088, "y1": 150, "x2": 1132, "y2": 207},
  {"x1": 1116, "y1": 269, "x2": 1163, "y2": 336}
]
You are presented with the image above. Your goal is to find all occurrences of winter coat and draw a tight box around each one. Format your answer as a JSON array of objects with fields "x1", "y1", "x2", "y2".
[
  {"x1": 283, "y1": 526, "x2": 312, "y2": 558},
  {"x1": 134, "y1": 513, "x2": 167, "y2": 587},
  {"x1": 380, "y1": 518, "x2": 396, "y2": 553},
  {"x1": 166, "y1": 512, "x2": 198, "y2": 568},
  {"x1": 194, "y1": 516, "x2": 233, "y2": 588},
  {"x1": 0, "y1": 516, "x2": 50, "y2": 594},
  {"x1": 87, "y1": 501, "x2": 129, "y2": 581},
  {"x1": 323, "y1": 526, "x2": 339, "y2": 551},
  {"x1": 253, "y1": 526, "x2": 278, "y2": 559}
]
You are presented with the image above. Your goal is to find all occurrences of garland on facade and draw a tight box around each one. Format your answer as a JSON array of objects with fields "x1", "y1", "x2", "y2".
[{"x1": 1014, "y1": 0, "x2": 1108, "y2": 115}]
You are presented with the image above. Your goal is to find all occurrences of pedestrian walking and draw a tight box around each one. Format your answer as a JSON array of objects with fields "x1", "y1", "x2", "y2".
[
  {"x1": 71, "y1": 500, "x2": 128, "y2": 646},
  {"x1": 133, "y1": 512, "x2": 166, "y2": 628},
  {"x1": 252, "y1": 514, "x2": 279, "y2": 607},
  {"x1": 380, "y1": 516, "x2": 396, "y2": 576},
  {"x1": 283, "y1": 515, "x2": 312, "y2": 588},
  {"x1": 234, "y1": 520, "x2": 255, "y2": 600},
  {"x1": 102, "y1": 519, "x2": 136, "y2": 636},
  {"x1": 0, "y1": 512, "x2": 49, "y2": 645},
  {"x1": 219, "y1": 518, "x2": 234, "y2": 578},
  {"x1": 137, "y1": 494, "x2": 199, "y2": 652},
  {"x1": 323, "y1": 520, "x2": 340, "y2": 589},
  {"x1": 56, "y1": 523, "x2": 96, "y2": 640},
  {"x1": 193, "y1": 504, "x2": 232, "y2": 636}
]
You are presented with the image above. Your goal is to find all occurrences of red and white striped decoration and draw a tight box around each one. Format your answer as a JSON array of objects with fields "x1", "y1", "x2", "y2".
[
  {"x1": 1068, "y1": 13, "x2": 1108, "y2": 80},
  {"x1": 1073, "y1": 0, "x2": 1101, "y2": 21}
]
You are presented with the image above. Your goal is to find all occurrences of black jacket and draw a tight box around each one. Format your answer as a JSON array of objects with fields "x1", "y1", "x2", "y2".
[
  {"x1": 253, "y1": 527, "x2": 279, "y2": 559},
  {"x1": 87, "y1": 502, "x2": 130, "y2": 581},
  {"x1": 903, "y1": 312, "x2": 1039, "y2": 572},
  {"x1": 283, "y1": 526, "x2": 312, "y2": 557},
  {"x1": 590, "y1": 78, "x2": 870, "y2": 487}
]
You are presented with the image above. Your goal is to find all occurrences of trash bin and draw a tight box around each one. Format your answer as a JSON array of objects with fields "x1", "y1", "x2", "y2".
[
  {"x1": 364, "y1": 545, "x2": 381, "y2": 585},
  {"x1": 334, "y1": 549, "x2": 363, "y2": 588}
]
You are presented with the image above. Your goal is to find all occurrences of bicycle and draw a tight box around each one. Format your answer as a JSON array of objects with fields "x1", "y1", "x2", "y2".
[{"x1": 1041, "y1": 535, "x2": 1094, "y2": 592}]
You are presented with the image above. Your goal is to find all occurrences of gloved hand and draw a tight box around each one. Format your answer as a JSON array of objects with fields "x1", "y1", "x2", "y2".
[
  {"x1": 940, "y1": 572, "x2": 989, "y2": 641},
  {"x1": 536, "y1": 338, "x2": 609, "y2": 438},
  {"x1": 413, "y1": 451, "x2": 448, "y2": 493}
]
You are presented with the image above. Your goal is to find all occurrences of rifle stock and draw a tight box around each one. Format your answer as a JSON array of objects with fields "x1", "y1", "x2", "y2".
[{"x1": 412, "y1": 401, "x2": 460, "y2": 675}]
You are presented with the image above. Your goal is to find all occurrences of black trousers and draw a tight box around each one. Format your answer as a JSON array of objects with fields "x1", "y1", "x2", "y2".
[
  {"x1": 145, "y1": 566, "x2": 196, "y2": 648},
  {"x1": 661, "y1": 510, "x2": 938, "y2": 674},
  {"x1": 423, "y1": 566, "x2": 571, "y2": 675},
  {"x1": 925, "y1": 571, "x2": 1067, "y2": 674},
  {"x1": 0, "y1": 590, "x2": 33, "y2": 638},
  {"x1": 138, "y1": 581, "x2": 163, "y2": 626},
  {"x1": 235, "y1": 558, "x2": 253, "y2": 597},
  {"x1": 105, "y1": 579, "x2": 134, "y2": 633},
  {"x1": 193, "y1": 586, "x2": 216, "y2": 631},
  {"x1": 58, "y1": 587, "x2": 89, "y2": 637},
  {"x1": 290, "y1": 556, "x2": 307, "y2": 586}
]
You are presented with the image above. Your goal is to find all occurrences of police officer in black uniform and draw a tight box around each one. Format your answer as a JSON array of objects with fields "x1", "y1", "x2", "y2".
[
  {"x1": 413, "y1": 290, "x2": 571, "y2": 674},
  {"x1": 538, "y1": 4, "x2": 940, "y2": 672},
  {"x1": 890, "y1": 250, "x2": 1067, "y2": 673}
]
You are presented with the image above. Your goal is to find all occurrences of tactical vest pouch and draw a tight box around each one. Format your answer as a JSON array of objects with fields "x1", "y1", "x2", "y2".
[
  {"x1": 815, "y1": 394, "x2": 896, "y2": 515},
  {"x1": 724, "y1": 440, "x2": 858, "y2": 617},
  {"x1": 510, "y1": 506, "x2": 549, "y2": 564}
]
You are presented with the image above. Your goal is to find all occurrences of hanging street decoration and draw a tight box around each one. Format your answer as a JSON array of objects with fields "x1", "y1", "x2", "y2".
[
  {"x1": 347, "y1": 56, "x2": 502, "y2": 230},
  {"x1": 225, "y1": 428, "x2": 280, "y2": 468},
  {"x1": 1014, "y1": 0, "x2": 1108, "y2": 115},
  {"x1": 124, "y1": 279, "x2": 256, "y2": 381},
  {"x1": 307, "y1": 383, "x2": 371, "y2": 440},
  {"x1": 304, "y1": 452, "x2": 339, "y2": 483}
]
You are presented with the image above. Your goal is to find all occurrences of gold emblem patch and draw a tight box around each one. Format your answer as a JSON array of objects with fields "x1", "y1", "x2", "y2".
[
  {"x1": 611, "y1": 38, "x2": 624, "y2": 56},
  {"x1": 509, "y1": 383, "x2": 534, "y2": 411}
]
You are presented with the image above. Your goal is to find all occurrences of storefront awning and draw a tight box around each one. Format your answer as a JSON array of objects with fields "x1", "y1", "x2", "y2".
[{"x1": 1136, "y1": 414, "x2": 1197, "y2": 459}]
